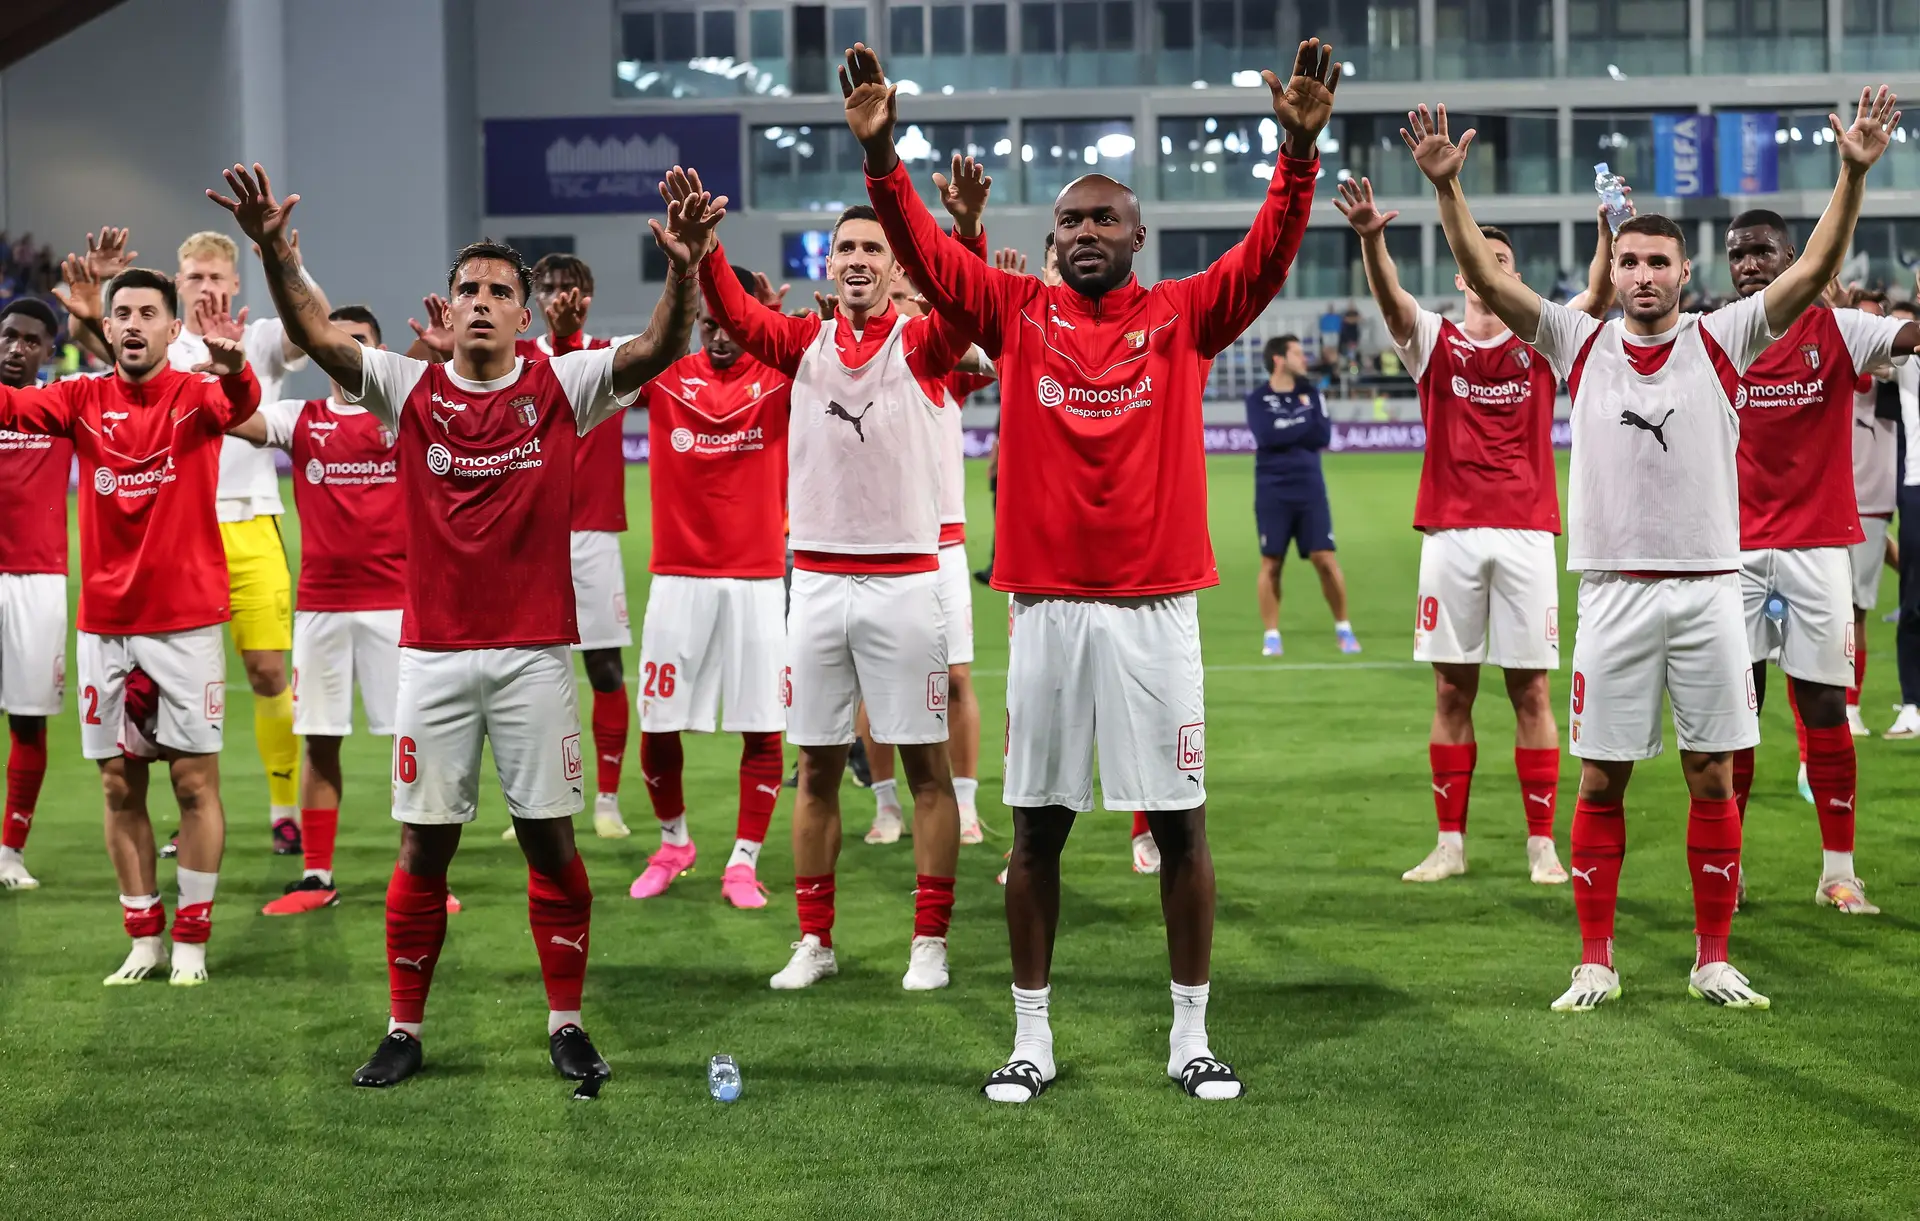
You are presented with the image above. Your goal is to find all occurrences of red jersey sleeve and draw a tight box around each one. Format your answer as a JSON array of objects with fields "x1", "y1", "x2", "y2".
[
  {"x1": 697, "y1": 245, "x2": 820, "y2": 375},
  {"x1": 199, "y1": 366, "x2": 262, "y2": 431},
  {"x1": 902, "y1": 310, "x2": 973, "y2": 381},
  {"x1": 951, "y1": 226, "x2": 990, "y2": 262},
  {"x1": 0, "y1": 378, "x2": 78, "y2": 436},
  {"x1": 866, "y1": 160, "x2": 1024, "y2": 358},
  {"x1": 1169, "y1": 153, "x2": 1319, "y2": 359}
]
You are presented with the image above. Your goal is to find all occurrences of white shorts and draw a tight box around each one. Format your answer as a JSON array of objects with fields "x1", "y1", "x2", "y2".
[
  {"x1": 1568, "y1": 573, "x2": 1759, "y2": 761},
  {"x1": 1412, "y1": 528, "x2": 1560, "y2": 670},
  {"x1": 1003, "y1": 593, "x2": 1206, "y2": 812},
  {"x1": 0, "y1": 572, "x2": 67, "y2": 716},
  {"x1": 1739, "y1": 546, "x2": 1854, "y2": 687},
  {"x1": 936, "y1": 543, "x2": 975, "y2": 667},
  {"x1": 391, "y1": 645, "x2": 585, "y2": 824},
  {"x1": 77, "y1": 626, "x2": 226, "y2": 760},
  {"x1": 293, "y1": 609, "x2": 402, "y2": 736},
  {"x1": 786, "y1": 567, "x2": 947, "y2": 747},
  {"x1": 570, "y1": 531, "x2": 632, "y2": 651},
  {"x1": 638, "y1": 574, "x2": 785, "y2": 734},
  {"x1": 1850, "y1": 516, "x2": 1891, "y2": 611}
]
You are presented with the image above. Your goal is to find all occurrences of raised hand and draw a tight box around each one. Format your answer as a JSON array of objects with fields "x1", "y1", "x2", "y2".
[
  {"x1": 992, "y1": 248, "x2": 1028, "y2": 275},
  {"x1": 193, "y1": 292, "x2": 249, "y2": 346},
  {"x1": 193, "y1": 334, "x2": 246, "y2": 376},
  {"x1": 653, "y1": 166, "x2": 728, "y2": 271},
  {"x1": 1401, "y1": 104, "x2": 1476, "y2": 188},
  {"x1": 1334, "y1": 177, "x2": 1398, "y2": 237},
  {"x1": 813, "y1": 291, "x2": 840, "y2": 320},
  {"x1": 1264, "y1": 38, "x2": 1341, "y2": 158},
  {"x1": 932, "y1": 154, "x2": 992, "y2": 237},
  {"x1": 1834, "y1": 85, "x2": 1900, "y2": 173},
  {"x1": 839, "y1": 43, "x2": 897, "y2": 157},
  {"x1": 547, "y1": 285, "x2": 590, "y2": 335},
  {"x1": 751, "y1": 272, "x2": 791, "y2": 310},
  {"x1": 84, "y1": 228, "x2": 138, "y2": 282},
  {"x1": 407, "y1": 294, "x2": 454, "y2": 358},
  {"x1": 206, "y1": 163, "x2": 300, "y2": 250},
  {"x1": 55, "y1": 253, "x2": 103, "y2": 324},
  {"x1": 1821, "y1": 276, "x2": 1864, "y2": 309}
]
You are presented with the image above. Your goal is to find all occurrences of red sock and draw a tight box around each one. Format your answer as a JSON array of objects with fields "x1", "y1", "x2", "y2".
[
  {"x1": 795, "y1": 873, "x2": 836, "y2": 947},
  {"x1": 121, "y1": 896, "x2": 165, "y2": 939},
  {"x1": 301, "y1": 807, "x2": 339, "y2": 876},
  {"x1": 1803, "y1": 723, "x2": 1857, "y2": 853},
  {"x1": 4, "y1": 724, "x2": 47, "y2": 851},
  {"x1": 1731, "y1": 746, "x2": 1755, "y2": 821},
  {"x1": 1687, "y1": 796, "x2": 1742, "y2": 966},
  {"x1": 736, "y1": 731, "x2": 782, "y2": 846},
  {"x1": 528, "y1": 853, "x2": 593, "y2": 1013},
  {"x1": 1787, "y1": 680, "x2": 1808, "y2": 765},
  {"x1": 171, "y1": 902, "x2": 214, "y2": 944},
  {"x1": 1570, "y1": 799, "x2": 1625, "y2": 968},
  {"x1": 639, "y1": 731, "x2": 685, "y2": 821},
  {"x1": 1849, "y1": 634, "x2": 1866, "y2": 707},
  {"x1": 1514, "y1": 746, "x2": 1559, "y2": 839},
  {"x1": 914, "y1": 874, "x2": 955, "y2": 940},
  {"x1": 1430, "y1": 742, "x2": 1476, "y2": 834},
  {"x1": 1130, "y1": 810, "x2": 1150, "y2": 838},
  {"x1": 592, "y1": 687, "x2": 630, "y2": 797},
  {"x1": 386, "y1": 865, "x2": 450, "y2": 1025}
]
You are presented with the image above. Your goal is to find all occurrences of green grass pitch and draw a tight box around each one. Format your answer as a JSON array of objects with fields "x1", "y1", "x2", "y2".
[{"x1": 3, "y1": 453, "x2": 1917, "y2": 1220}]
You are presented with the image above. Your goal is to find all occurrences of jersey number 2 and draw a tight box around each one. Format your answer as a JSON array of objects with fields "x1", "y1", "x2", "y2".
[{"x1": 83, "y1": 685, "x2": 101, "y2": 725}]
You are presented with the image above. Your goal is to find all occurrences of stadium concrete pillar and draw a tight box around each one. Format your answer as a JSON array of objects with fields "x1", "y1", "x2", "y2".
[
  {"x1": 228, "y1": 0, "x2": 289, "y2": 319},
  {"x1": 1551, "y1": 0, "x2": 1568, "y2": 77},
  {"x1": 1417, "y1": 0, "x2": 1436, "y2": 82},
  {"x1": 1688, "y1": 0, "x2": 1706, "y2": 75},
  {"x1": 1826, "y1": 0, "x2": 1845, "y2": 69}
]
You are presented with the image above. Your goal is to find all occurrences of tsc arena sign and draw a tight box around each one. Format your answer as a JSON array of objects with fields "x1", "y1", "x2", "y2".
[{"x1": 484, "y1": 115, "x2": 743, "y2": 215}]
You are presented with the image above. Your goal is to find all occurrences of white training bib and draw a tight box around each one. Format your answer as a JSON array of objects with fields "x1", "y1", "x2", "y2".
[{"x1": 787, "y1": 320, "x2": 946, "y2": 555}]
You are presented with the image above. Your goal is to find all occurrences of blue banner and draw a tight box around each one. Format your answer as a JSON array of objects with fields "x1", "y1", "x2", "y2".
[
  {"x1": 1652, "y1": 113, "x2": 1715, "y2": 198},
  {"x1": 483, "y1": 115, "x2": 742, "y2": 215},
  {"x1": 1716, "y1": 111, "x2": 1780, "y2": 195}
]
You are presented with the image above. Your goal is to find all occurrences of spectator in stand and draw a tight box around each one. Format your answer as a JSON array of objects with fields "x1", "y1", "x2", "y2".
[{"x1": 1319, "y1": 301, "x2": 1342, "y2": 354}]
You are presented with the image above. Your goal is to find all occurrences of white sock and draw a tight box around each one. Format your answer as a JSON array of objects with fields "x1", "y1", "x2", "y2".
[
  {"x1": 873, "y1": 778, "x2": 901, "y2": 816},
  {"x1": 727, "y1": 838, "x2": 762, "y2": 870},
  {"x1": 177, "y1": 866, "x2": 219, "y2": 909},
  {"x1": 121, "y1": 892, "x2": 160, "y2": 911},
  {"x1": 548, "y1": 1009, "x2": 582, "y2": 1036},
  {"x1": 1006, "y1": 990, "x2": 1052, "y2": 1075},
  {"x1": 953, "y1": 776, "x2": 979, "y2": 808},
  {"x1": 272, "y1": 803, "x2": 297, "y2": 826},
  {"x1": 1822, "y1": 849, "x2": 1856, "y2": 880},
  {"x1": 303, "y1": 867, "x2": 335, "y2": 886},
  {"x1": 171, "y1": 940, "x2": 207, "y2": 977},
  {"x1": 595, "y1": 791, "x2": 620, "y2": 811},
  {"x1": 1334, "y1": 619, "x2": 1353, "y2": 633},
  {"x1": 1169, "y1": 980, "x2": 1213, "y2": 1072},
  {"x1": 0, "y1": 846, "x2": 22, "y2": 867},
  {"x1": 1438, "y1": 830, "x2": 1465, "y2": 850},
  {"x1": 658, "y1": 814, "x2": 690, "y2": 847},
  {"x1": 388, "y1": 1018, "x2": 423, "y2": 1038}
]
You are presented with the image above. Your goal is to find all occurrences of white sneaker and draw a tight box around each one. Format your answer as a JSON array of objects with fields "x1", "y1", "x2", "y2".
[
  {"x1": 0, "y1": 854, "x2": 39, "y2": 890},
  {"x1": 1884, "y1": 704, "x2": 1920, "y2": 739},
  {"x1": 104, "y1": 936, "x2": 167, "y2": 986},
  {"x1": 1550, "y1": 962, "x2": 1622, "y2": 1012},
  {"x1": 1688, "y1": 960, "x2": 1770, "y2": 1009},
  {"x1": 169, "y1": 940, "x2": 208, "y2": 987},
  {"x1": 1526, "y1": 836, "x2": 1567, "y2": 884},
  {"x1": 902, "y1": 935, "x2": 950, "y2": 991},
  {"x1": 769, "y1": 934, "x2": 838, "y2": 990},
  {"x1": 1846, "y1": 705, "x2": 1870, "y2": 737},
  {"x1": 1131, "y1": 832, "x2": 1161, "y2": 875},
  {"x1": 593, "y1": 793, "x2": 631, "y2": 839},
  {"x1": 958, "y1": 804, "x2": 984, "y2": 845},
  {"x1": 1402, "y1": 839, "x2": 1466, "y2": 883},
  {"x1": 1816, "y1": 875, "x2": 1880, "y2": 914},
  {"x1": 864, "y1": 805, "x2": 903, "y2": 845}
]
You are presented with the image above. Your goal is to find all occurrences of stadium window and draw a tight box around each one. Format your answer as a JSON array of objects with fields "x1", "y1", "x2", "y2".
[
  {"x1": 1703, "y1": 0, "x2": 1827, "y2": 71},
  {"x1": 1157, "y1": 113, "x2": 1276, "y2": 202},
  {"x1": 750, "y1": 8, "x2": 785, "y2": 58},
  {"x1": 899, "y1": 120, "x2": 1017, "y2": 201},
  {"x1": 1566, "y1": 0, "x2": 1691, "y2": 74},
  {"x1": 1106, "y1": 1, "x2": 1135, "y2": 47},
  {"x1": 892, "y1": 5, "x2": 927, "y2": 55},
  {"x1": 702, "y1": 9, "x2": 738, "y2": 58},
  {"x1": 932, "y1": 4, "x2": 968, "y2": 49},
  {"x1": 622, "y1": 12, "x2": 658, "y2": 62},
  {"x1": 1024, "y1": 118, "x2": 1135, "y2": 203},
  {"x1": 751, "y1": 123, "x2": 867, "y2": 210},
  {"x1": 1021, "y1": 2, "x2": 1060, "y2": 51},
  {"x1": 1157, "y1": 0, "x2": 1194, "y2": 48},
  {"x1": 830, "y1": 5, "x2": 867, "y2": 51},
  {"x1": 1064, "y1": 2, "x2": 1100, "y2": 51},
  {"x1": 662, "y1": 10, "x2": 698, "y2": 60},
  {"x1": 640, "y1": 237, "x2": 672, "y2": 284},
  {"x1": 1299, "y1": 1, "x2": 1420, "y2": 81},
  {"x1": 1434, "y1": 0, "x2": 1552, "y2": 78},
  {"x1": 506, "y1": 236, "x2": 576, "y2": 266},
  {"x1": 974, "y1": 3, "x2": 1009, "y2": 52},
  {"x1": 1240, "y1": 0, "x2": 1275, "y2": 49},
  {"x1": 1158, "y1": 229, "x2": 1242, "y2": 279},
  {"x1": 1571, "y1": 111, "x2": 1660, "y2": 188},
  {"x1": 793, "y1": 5, "x2": 829, "y2": 92}
]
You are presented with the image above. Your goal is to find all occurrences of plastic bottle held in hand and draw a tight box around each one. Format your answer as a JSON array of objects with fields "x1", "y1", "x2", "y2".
[
  {"x1": 1594, "y1": 163, "x2": 1633, "y2": 234},
  {"x1": 708, "y1": 1054, "x2": 743, "y2": 1102}
]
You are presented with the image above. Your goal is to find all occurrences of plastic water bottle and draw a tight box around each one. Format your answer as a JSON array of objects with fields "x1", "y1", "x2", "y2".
[
  {"x1": 708, "y1": 1054, "x2": 743, "y2": 1102},
  {"x1": 1764, "y1": 593, "x2": 1787, "y2": 623},
  {"x1": 1594, "y1": 163, "x2": 1633, "y2": 234}
]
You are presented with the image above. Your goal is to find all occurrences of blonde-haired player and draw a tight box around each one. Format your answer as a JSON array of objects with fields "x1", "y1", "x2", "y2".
[{"x1": 174, "y1": 230, "x2": 330, "y2": 856}]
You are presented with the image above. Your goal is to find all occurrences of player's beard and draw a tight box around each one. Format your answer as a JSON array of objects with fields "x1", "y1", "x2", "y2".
[{"x1": 1622, "y1": 285, "x2": 1678, "y2": 324}]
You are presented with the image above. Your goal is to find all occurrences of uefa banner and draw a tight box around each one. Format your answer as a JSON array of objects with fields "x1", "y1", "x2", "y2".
[{"x1": 483, "y1": 115, "x2": 743, "y2": 215}]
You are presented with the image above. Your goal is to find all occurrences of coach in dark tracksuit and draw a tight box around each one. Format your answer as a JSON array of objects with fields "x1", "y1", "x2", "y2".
[{"x1": 1250, "y1": 333, "x2": 1358, "y2": 657}]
